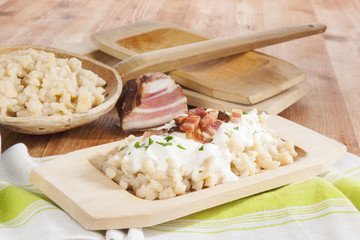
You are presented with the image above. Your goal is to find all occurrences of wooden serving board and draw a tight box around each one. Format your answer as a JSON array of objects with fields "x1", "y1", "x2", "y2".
[
  {"x1": 29, "y1": 115, "x2": 346, "y2": 230},
  {"x1": 91, "y1": 21, "x2": 307, "y2": 105},
  {"x1": 61, "y1": 40, "x2": 310, "y2": 114}
]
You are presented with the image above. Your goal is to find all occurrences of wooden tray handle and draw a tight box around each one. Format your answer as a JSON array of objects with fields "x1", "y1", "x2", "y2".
[{"x1": 115, "y1": 23, "x2": 326, "y2": 82}]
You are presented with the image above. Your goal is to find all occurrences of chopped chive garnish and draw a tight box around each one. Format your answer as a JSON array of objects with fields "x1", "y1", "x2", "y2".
[
  {"x1": 128, "y1": 151, "x2": 131, "y2": 155},
  {"x1": 134, "y1": 142, "x2": 141, "y2": 148},
  {"x1": 253, "y1": 131, "x2": 257, "y2": 134},
  {"x1": 144, "y1": 137, "x2": 153, "y2": 151},
  {"x1": 222, "y1": 110, "x2": 231, "y2": 118},
  {"x1": 177, "y1": 144, "x2": 186, "y2": 150},
  {"x1": 156, "y1": 141, "x2": 172, "y2": 147},
  {"x1": 234, "y1": 126, "x2": 239, "y2": 130},
  {"x1": 199, "y1": 146, "x2": 204, "y2": 151},
  {"x1": 243, "y1": 111, "x2": 248, "y2": 115},
  {"x1": 119, "y1": 146, "x2": 128, "y2": 151},
  {"x1": 164, "y1": 135, "x2": 173, "y2": 142},
  {"x1": 199, "y1": 170, "x2": 203, "y2": 173},
  {"x1": 224, "y1": 132, "x2": 230, "y2": 137},
  {"x1": 134, "y1": 141, "x2": 145, "y2": 149}
]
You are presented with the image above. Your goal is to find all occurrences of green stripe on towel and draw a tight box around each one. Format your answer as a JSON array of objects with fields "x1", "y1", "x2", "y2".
[
  {"x1": 147, "y1": 177, "x2": 358, "y2": 233},
  {"x1": 333, "y1": 177, "x2": 360, "y2": 211},
  {"x1": 181, "y1": 178, "x2": 348, "y2": 221},
  {"x1": 0, "y1": 185, "x2": 56, "y2": 223}
]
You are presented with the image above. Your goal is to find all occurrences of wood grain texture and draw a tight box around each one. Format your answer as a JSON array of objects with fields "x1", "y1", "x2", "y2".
[
  {"x1": 0, "y1": 0, "x2": 359, "y2": 156},
  {"x1": 93, "y1": 22, "x2": 324, "y2": 85},
  {"x1": 92, "y1": 21, "x2": 313, "y2": 104}
]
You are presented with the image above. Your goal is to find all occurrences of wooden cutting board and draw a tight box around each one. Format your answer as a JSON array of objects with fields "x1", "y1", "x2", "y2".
[
  {"x1": 60, "y1": 40, "x2": 310, "y2": 114},
  {"x1": 91, "y1": 21, "x2": 308, "y2": 105},
  {"x1": 29, "y1": 115, "x2": 346, "y2": 230}
]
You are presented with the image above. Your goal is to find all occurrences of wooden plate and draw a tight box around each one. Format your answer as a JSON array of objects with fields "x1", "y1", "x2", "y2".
[
  {"x1": 91, "y1": 21, "x2": 307, "y2": 105},
  {"x1": 60, "y1": 40, "x2": 311, "y2": 114},
  {"x1": 29, "y1": 115, "x2": 346, "y2": 230}
]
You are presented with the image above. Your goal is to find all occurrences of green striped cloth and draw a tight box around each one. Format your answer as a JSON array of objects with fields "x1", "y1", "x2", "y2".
[{"x1": 1, "y1": 143, "x2": 360, "y2": 240}]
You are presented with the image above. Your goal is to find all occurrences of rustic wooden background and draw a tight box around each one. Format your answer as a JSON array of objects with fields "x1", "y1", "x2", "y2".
[{"x1": 0, "y1": 0, "x2": 359, "y2": 156}]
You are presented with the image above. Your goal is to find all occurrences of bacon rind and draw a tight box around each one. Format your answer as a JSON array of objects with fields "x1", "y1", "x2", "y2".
[{"x1": 116, "y1": 78, "x2": 138, "y2": 123}]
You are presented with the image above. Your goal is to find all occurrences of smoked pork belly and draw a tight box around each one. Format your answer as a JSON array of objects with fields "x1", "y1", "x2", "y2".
[{"x1": 116, "y1": 72, "x2": 188, "y2": 131}]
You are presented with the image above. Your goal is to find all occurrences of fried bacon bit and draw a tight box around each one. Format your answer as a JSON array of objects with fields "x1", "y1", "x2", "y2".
[
  {"x1": 217, "y1": 111, "x2": 230, "y2": 122},
  {"x1": 174, "y1": 107, "x2": 242, "y2": 143},
  {"x1": 200, "y1": 110, "x2": 219, "y2": 130},
  {"x1": 174, "y1": 108, "x2": 220, "y2": 143},
  {"x1": 180, "y1": 115, "x2": 200, "y2": 132},
  {"x1": 204, "y1": 120, "x2": 223, "y2": 136},
  {"x1": 188, "y1": 107, "x2": 207, "y2": 119},
  {"x1": 187, "y1": 129, "x2": 212, "y2": 143},
  {"x1": 230, "y1": 109, "x2": 243, "y2": 123},
  {"x1": 174, "y1": 115, "x2": 187, "y2": 125},
  {"x1": 168, "y1": 125, "x2": 182, "y2": 133}
]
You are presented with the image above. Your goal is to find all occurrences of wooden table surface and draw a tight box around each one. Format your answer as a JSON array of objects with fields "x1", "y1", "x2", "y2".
[{"x1": 0, "y1": 0, "x2": 359, "y2": 157}]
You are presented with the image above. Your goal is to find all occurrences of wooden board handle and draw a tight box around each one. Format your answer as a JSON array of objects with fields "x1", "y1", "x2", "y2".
[{"x1": 115, "y1": 23, "x2": 326, "y2": 82}]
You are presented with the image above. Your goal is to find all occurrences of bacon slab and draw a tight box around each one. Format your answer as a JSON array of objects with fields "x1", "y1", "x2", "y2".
[{"x1": 116, "y1": 72, "x2": 188, "y2": 131}]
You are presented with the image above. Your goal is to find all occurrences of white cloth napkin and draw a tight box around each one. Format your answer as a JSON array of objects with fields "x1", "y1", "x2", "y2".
[{"x1": 1, "y1": 143, "x2": 360, "y2": 240}]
